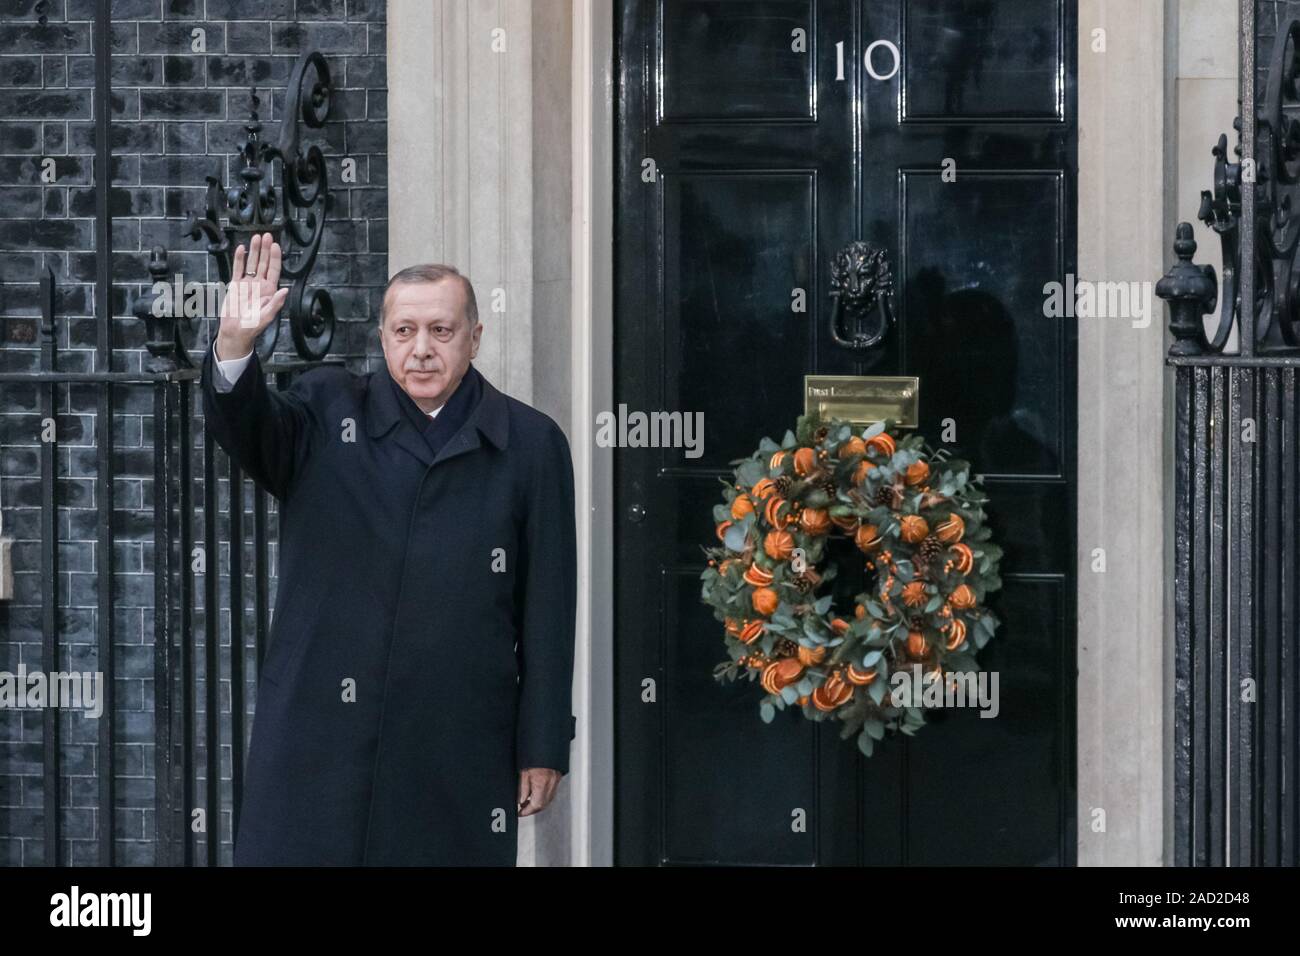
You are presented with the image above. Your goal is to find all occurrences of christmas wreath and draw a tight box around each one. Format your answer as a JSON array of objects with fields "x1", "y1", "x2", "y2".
[{"x1": 700, "y1": 414, "x2": 1004, "y2": 756}]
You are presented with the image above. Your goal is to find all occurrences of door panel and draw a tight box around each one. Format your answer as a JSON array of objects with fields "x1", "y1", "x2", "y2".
[
  {"x1": 660, "y1": 0, "x2": 817, "y2": 121},
  {"x1": 666, "y1": 171, "x2": 816, "y2": 469},
  {"x1": 616, "y1": 0, "x2": 1077, "y2": 866},
  {"x1": 901, "y1": 0, "x2": 1066, "y2": 121},
  {"x1": 901, "y1": 169, "x2": 1066, "y2": 477}
]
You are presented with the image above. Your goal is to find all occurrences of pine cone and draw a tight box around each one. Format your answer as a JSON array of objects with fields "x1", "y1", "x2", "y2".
[
  {"x1": 820, "y1": 478, "x2": 836, "y2": 498},
  {"x1": 774, "y1": 474, "x2": 793, "y2": 496},
  {"x1": 919, "y1": 534, "x2": 944, "y2": 568},
  {"x1": 873, "y1": 484, "x2": 901, "y2": 509},
  {"x1": 813, "y1": 425, "x2": 829, "y2": 443},
  {"x1": 793, "y1": 573, "x2": 815, "y2": 593},
  {"x1": 776, "y1": 637, "x2": 799, "y2": 657}
]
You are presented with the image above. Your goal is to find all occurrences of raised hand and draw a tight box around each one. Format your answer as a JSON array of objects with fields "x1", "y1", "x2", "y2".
[{"x1": 216, "y1": 231, "x2": 290, "y2": 361}]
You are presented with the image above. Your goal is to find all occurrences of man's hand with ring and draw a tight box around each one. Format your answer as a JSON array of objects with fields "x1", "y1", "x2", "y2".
[{"x1": 216, "y1": 231, "x2": 289, "y2": 361}]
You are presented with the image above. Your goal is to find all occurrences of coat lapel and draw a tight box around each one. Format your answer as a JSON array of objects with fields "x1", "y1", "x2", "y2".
[
  {"x1": 365, "y1": 362, "x2": 509, "y2": 470},
  {"x1": 432, "y1": 367, "x2": 509, "y2": 467},
  {"x1": 363, "y1": 365, "x2": 435, "y2": 468}
]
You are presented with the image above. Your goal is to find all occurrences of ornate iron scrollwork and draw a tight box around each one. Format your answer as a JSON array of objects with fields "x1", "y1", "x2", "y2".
[
  {"x1": 184, "y1": 51, "x2": 335, "y2": 362},
  {"x1": 828, "y1": 240, "x2": 895, "y2": 352},
  {"x1": 1255, "y1": 17, "x2": 1300, "y2": 348},
  {"x1": 1161, "y1": 18, "x2": 1300, "y2": 353},
  {"x1": 1193, "y1": 131, "x2": 1242, "y2": 353}
]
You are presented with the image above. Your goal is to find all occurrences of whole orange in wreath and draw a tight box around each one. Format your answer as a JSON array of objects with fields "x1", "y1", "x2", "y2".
[{"x1": 701, "y1": 414, "x2": 1004, "y2": 757}]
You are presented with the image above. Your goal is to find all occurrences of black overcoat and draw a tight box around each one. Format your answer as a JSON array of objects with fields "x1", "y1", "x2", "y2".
[{"x1": 201, "y1": 346, "x2": 577, "y2": 866}]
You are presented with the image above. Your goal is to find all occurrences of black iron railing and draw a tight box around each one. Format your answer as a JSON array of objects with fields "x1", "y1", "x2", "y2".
[
  {"x1": 0, "y1": 0, "x2": 339, "y2": 867},
  {"x1": 1159, "y1": 0, "x2": 1300, "y2": 866}
]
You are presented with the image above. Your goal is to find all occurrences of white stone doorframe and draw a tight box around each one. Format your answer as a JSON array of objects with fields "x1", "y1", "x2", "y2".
[
  {"x1": 568, "y1": 0, "x2": 615, "y2": 868},
  {"x1": 388, "y1": 0, "x2": 611, "y2": 867}
]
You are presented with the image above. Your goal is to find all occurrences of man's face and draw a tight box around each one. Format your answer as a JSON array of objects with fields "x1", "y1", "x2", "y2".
[{"x1": 379, "y1": 278, "x2": 482, "y2": 414}]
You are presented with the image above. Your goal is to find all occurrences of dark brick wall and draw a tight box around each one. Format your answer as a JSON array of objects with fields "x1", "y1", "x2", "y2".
[{"x1": 0, "y1": 0, "x2": 387, "y2": 865}]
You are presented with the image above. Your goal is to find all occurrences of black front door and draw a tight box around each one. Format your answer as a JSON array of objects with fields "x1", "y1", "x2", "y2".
[{"x1": 614, "y1": 0, "x2": 1077, "y2": 865}]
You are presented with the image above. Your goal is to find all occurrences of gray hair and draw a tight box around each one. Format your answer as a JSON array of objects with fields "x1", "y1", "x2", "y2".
[{"x1": 379, "y1": 263, "x2": 479, "y2": 331}]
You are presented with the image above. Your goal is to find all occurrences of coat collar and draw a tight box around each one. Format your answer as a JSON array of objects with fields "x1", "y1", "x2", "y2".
[{"x1": 366, "y1": 362, "x2": 509, "y2": 467}]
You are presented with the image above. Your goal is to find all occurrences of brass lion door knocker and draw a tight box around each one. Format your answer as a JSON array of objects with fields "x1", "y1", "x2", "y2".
[{"x1": 829, "y1": 241, "x2": 895, "y2": 351}]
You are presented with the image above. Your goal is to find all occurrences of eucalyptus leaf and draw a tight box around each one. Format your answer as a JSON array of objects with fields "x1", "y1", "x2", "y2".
[
  {"x1": 868, "y1": 678, "x2": 887, "y2": 705},
  {"x1": 737, "y1": 459, "x2": 766, "y2": 487},
  {"x1": 760, "y1": 701, "x2": 775, "y2": 724},
  {"x1": 723, "y1": 522, "x2": 749, "y2": 552},
  {"x1": 857, "y1": 732, "x2": 874, "y2": 757},
  {"x1": 864, "y1": 718, "x2": 885, "y2": 740}
]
